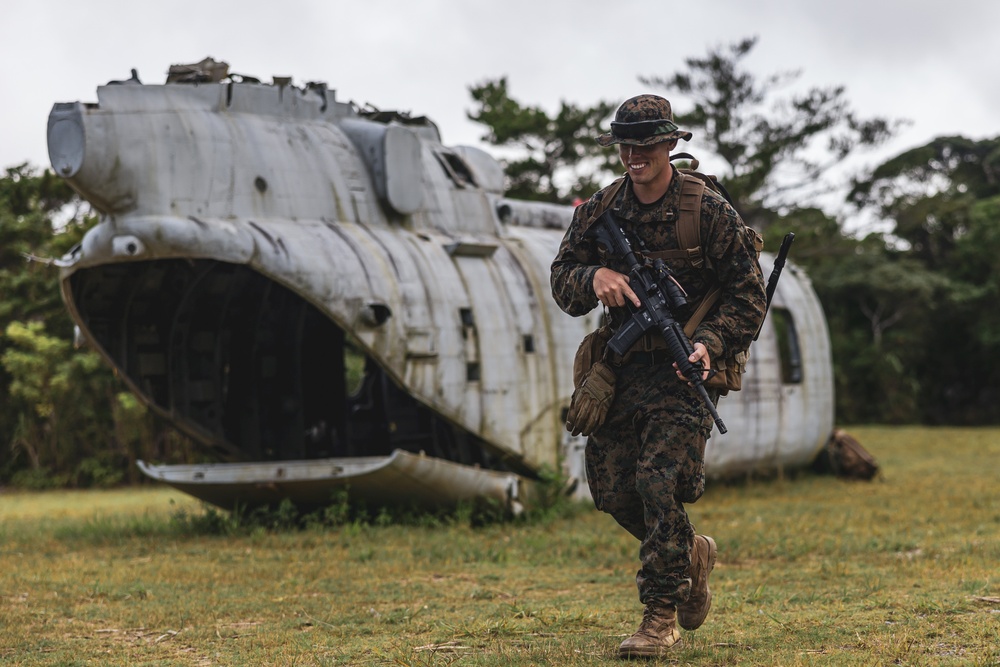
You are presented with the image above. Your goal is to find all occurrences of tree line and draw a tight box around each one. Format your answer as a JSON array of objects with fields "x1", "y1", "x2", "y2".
[{"x1": 2, "y1": 38, "x2": 997, "y2": 488}]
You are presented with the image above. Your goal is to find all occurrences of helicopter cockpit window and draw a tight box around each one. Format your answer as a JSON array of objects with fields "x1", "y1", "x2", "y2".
[
  {"x1": 434, "y1": 149, "x2": 477, "y2": 188},
  {"x1": 771, "y1": 307, "x2": 803, "y2": 384}
]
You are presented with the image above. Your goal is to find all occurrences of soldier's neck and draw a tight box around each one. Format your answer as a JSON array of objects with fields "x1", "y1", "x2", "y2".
[{"x1": 632, "y1": 165, "x2": 673, "y2": 205}]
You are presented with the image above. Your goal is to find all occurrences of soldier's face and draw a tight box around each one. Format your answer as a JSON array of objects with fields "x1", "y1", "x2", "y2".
[{"x1": 619, "y1": 140, "x2": 675, "y2": 187}]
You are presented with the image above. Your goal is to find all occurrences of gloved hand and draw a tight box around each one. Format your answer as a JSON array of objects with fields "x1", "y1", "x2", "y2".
[{"x1": 565, "y1": 361, "x2": 616, "y2": 437}]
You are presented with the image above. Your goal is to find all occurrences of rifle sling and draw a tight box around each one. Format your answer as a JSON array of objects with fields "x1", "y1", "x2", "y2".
[{"x1": 683, "y1": 286, "x2": 722, "y2": 339}]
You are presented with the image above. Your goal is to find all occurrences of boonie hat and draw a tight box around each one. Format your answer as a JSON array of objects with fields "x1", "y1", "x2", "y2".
[{"x1": 596, "y1": 94, "x2": 693, "y2": 147}]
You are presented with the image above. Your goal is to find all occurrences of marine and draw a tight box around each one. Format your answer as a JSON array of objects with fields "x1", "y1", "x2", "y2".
[{"x1": 550, "y1": 94, "x2": 766, "y2": 658}]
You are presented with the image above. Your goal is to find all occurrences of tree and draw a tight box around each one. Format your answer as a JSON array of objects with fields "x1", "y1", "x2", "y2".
[
  {"x1": 2, "y1": 321, "x2": 112, "y2": 484},
  {"x1": 848, "y1": 136, "x2": 1000, "y2": 423},
  {"x1": 849, "y1": 135, "x2": 1000, "y2": 268},
  {"x1": 1, "y1": 164, "x2": 84, "y2": 478},
  {"x1": 0, "y1": 164, "x2": 81, "y2": 327},
  {"x1": 467, "y1": 77, "x2": 619, "y2": 204},
  {"x1": 640, "y1": 37, "x2": 901, "y2": 229},
  {"x1": 762, "y1": 208, "x2": 923, "y2": 422}
]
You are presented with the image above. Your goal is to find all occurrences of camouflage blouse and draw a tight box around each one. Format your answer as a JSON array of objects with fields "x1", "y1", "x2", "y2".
[{"x1": 550, "y1": 173, "x2": 767, "y2": 362}]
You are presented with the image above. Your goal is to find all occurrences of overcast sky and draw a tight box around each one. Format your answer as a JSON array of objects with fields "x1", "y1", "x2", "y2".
[{"x1": 3, "y1": 0, "x2": 998, "y2": 220}]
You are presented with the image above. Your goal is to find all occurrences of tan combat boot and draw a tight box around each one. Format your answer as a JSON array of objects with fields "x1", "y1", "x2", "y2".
[
  {"x1": 618, "y1": 602, "x2": 682, "y2": 658},
  {"x1": 677, "y1": 534, "x2": 717, "y2": 631}
]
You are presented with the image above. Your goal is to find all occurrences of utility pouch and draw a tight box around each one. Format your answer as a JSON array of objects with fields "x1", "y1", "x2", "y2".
[
  {"x1": 683, "y1": 286, "x2": 749, "y2": 395},
  {"x1": 572, "y1": 323, "x2": 613, "y2": 389},
  {"x1": 703, "y1": 348, "x2": 749, "y2": 394},
  {"x1": 566, "y1": 324, "x2": 616, "y2": 436},
  {"x1": 565, "y1": 360, "x2": 617, "y2": 437}
]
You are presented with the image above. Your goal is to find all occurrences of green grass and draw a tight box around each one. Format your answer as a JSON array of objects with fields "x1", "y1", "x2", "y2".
[{"x1": 1, "y1": 426, "x2": 998, "y2": 665}]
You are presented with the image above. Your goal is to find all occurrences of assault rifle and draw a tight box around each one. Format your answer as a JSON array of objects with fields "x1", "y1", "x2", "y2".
[{"x1": 587, "y1": 210, "x2": 728, "y2": 435}]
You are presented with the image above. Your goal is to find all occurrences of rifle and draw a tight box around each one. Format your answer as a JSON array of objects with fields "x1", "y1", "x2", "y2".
[
  {"x1": 586, "y1": 210, "x2": 728, "y2": 435},
  {"x1": 754, "y1": 232, "x2": 795, "y2": 341}
]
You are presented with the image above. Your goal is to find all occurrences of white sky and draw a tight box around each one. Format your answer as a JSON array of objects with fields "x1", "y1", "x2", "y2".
[{"x1": 2, "y1": 0, "x2": 998, "y2": 223}]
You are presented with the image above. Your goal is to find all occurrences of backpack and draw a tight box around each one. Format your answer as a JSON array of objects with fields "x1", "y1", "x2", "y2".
[{"x1": 582, "y1": 154, "x2": 763, "y2": 394}]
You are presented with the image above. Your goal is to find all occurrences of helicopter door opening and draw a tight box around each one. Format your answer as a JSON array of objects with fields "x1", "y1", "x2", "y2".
[
  {"x1": 770, "y1": 307, "x2": 803, "y2": 384},
  {"x1": 67, "y1": 259, "x2": 522, "y2": 475}
]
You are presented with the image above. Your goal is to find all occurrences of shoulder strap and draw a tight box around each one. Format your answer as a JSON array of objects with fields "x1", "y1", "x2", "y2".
[
  {"x1": 582, "y1": 176, "x2": 627, "y2": 229},
  {"x1": 642, "y1": 172, "x2": 706, "y2": 269},
  {"x1": 676, "y1": 172, "x2": 706, "y2": 269},
  {"x1": 674, "y1": 172, "x2": 717, "y2": 337}
]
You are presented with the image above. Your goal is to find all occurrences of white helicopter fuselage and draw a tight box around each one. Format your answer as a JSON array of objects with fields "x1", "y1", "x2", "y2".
[{"x1": 48, "y1": 76, "x2": 834, "y2": 510}]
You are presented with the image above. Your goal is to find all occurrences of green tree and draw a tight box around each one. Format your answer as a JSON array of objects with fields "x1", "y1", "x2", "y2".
[
  {"x1": 849, "y1": 136, "x2": 1000, "y2": 423},
  {"x1": 819, "y1": 251, "x2": 951, "y2": 423},
  {"x1": 1, "y1": 164, "x2": 85, "y2": 479},
  {"x1": 762, "y1": 209, "x2": 925, "y2": 422},
  {"x1": 641, "y1": 37, "x2": 901, "y2": 229},
  {"x1": 2, "y1": 320, "x2": 112, "y2": 485},
  {"x1": 0, "y1": 164, "x2": 82, "y2": 327},
  {"x1": 467, "y1": 77, "x2": 619, "y2": 203},
  {"x1": 849, "y1": 135, "x2": 1000, "y2": 268}
]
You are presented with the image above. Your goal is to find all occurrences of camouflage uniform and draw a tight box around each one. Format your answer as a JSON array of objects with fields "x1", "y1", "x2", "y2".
[{"x1": 551, "y1": 160, "x2": 766, "y2": 608}]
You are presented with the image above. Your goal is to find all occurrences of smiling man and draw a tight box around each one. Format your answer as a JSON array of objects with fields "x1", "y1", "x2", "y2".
[{"x1": 550, "y1": 95, "x2": 766, "y2": 658}]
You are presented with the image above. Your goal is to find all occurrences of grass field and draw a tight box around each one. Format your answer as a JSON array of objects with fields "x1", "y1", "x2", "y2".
[{"x1": 1, "y1": 426, "x2": 998, "y2": 666}]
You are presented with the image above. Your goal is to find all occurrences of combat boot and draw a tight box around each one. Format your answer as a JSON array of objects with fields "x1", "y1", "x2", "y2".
[
  {"x1": 618, "y1": 602, "x2": 682, "y2": 658},
  {"x1": 677, "y1": 534, "x2": 717, "y2": 631}
]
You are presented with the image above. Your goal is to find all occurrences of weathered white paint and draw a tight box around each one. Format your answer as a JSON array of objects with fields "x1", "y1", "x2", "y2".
[{"x1": 50, "y1": 76, "x2": 835, "y2": 507}]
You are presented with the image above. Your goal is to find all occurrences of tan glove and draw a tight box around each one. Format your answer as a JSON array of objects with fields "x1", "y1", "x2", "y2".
[{"x1": 565, "y1": 361, "x2": 617, "y2": 437}]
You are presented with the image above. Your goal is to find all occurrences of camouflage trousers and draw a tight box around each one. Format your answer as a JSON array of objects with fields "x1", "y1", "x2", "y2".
[{"x1": 586, "y1": 360, "x2": 717, "y2": 606}]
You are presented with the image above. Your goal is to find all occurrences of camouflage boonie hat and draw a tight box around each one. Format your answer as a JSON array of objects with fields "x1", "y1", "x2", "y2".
[{"x1": 596, "y1": 94, "x2": 693, "y2": 147}]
